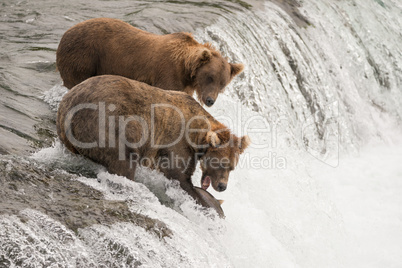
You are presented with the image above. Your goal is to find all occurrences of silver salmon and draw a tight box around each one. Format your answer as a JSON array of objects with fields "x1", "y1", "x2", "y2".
[{"x1": 193, "y1": 186, "x2": 225, "y2": 218}]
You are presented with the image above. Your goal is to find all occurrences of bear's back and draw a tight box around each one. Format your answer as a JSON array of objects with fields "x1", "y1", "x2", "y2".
[{"x1": 60, "y1": 75, "x2": 206, "y2": 119}]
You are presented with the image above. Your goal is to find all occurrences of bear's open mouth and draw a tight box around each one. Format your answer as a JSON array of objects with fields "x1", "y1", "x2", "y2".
[{"x1": 201, "y1": 176, "x2": 211, "y2": 190}]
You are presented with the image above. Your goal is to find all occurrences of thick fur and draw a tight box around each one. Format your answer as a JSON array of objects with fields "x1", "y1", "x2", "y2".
[
  {"x1": 56, "y1": 18, "x2": 244, "y2": 106},
  {"x1": 57, "y1": 75, "x2": 249, "y2": 208}
]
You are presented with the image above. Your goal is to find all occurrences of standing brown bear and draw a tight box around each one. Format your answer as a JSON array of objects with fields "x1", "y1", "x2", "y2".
[
  {"x1": 56, "y1": 75, "x2": 250, "y2": 210},
  {"x1": 56, "y1": 18, "x2": 244, "y2": 107}
]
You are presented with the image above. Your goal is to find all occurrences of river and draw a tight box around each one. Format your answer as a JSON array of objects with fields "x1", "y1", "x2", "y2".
[{"x1": 0, "y1": 0, "x2": 401, "y2": 267}]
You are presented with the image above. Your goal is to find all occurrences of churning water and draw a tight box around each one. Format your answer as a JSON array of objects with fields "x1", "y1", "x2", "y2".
[{"x1": 1, "y1": 0, "x2": 402, "y2": 267}]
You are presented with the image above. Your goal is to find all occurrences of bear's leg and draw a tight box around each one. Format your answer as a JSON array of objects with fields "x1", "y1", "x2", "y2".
[
  {"x1": 157, "y1": 154, "x2": 210, "y2": 207},
  {"x1": 63, "y1": 63, "x2": 98, "y2": 89},
  {"x1": 58, "y1": 51, "x2": 98, "y2": 89},
  {"x1": 106, "y1": 159, "x2": 136, "y2": 181},
  {"x1": 178, "y1": 177, "x2": 210, "y2": 208}
]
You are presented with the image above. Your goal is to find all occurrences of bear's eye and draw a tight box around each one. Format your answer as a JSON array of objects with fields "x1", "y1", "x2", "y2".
[{"x1": 206, "y1": 76, "x2": 214, "y2": 84}]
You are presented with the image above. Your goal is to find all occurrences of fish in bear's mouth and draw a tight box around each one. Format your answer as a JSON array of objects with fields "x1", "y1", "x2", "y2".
[{"x1": 201, "y1": 176, "x2": 211, "y2": 190}]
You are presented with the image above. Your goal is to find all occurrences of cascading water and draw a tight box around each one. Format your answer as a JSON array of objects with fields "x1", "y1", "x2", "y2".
[
  {"x1": 0, "y1": 0, "x2": 401, "y2": 267},
  {"x1": 197, "y1": 0, "x2": 402, "y2": 156}
]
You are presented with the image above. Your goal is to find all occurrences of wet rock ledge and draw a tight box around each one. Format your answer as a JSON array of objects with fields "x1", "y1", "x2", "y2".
[{"x1": 0, "y1": 156, "x2": 171, "y2": 238}]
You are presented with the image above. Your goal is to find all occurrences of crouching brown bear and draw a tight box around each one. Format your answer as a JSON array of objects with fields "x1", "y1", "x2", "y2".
[
  {"x1": 57, "y1": 75, "x2": 250, "y2": 210},
  {"x1": 56, "y1": 18, "x2": 244, "y2": 107}
]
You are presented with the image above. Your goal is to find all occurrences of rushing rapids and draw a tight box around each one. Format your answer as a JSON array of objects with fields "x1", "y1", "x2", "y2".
[{"x1": 0, "y1": 0, "x2": 401, "y2": 267}]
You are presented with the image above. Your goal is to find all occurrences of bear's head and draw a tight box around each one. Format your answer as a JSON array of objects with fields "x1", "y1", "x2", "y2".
[
  {"x1": 199, "y1": 130, "x2": 250, "y2": 192},
  {"x1": 187, "y1": 45, "x2": 244, "y2": 107}
]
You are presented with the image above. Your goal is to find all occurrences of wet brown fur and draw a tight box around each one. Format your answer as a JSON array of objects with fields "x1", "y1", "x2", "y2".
[
  {"x1": 56, "y1": 75, "x2": 250, "y2": 208},
  {"x1": 56, "y1": 18, "x2": 244, "y2": 106}
]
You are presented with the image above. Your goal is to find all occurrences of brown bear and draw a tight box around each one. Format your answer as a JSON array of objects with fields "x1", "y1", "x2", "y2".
[
  {"x1": 56, "y1": 18, "x2": 244, "y2": 107},
  {"x1": 57, "y1": 75, "x2": 250, "y2": 209}
]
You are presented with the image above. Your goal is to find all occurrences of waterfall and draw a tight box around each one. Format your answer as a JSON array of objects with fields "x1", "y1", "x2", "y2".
[{"x1": 1, "y1": 0, "x2": 401, "y2": 267}]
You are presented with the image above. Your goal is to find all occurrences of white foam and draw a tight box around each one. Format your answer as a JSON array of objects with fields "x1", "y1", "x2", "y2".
[{"x1": 43, "y1": 83, "x2": 68, "y2": 111}]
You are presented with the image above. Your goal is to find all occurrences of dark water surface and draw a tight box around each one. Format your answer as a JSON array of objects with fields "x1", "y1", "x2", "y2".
[{"x1": 0, "y1": 0, "x2": 267, "y2": 155}]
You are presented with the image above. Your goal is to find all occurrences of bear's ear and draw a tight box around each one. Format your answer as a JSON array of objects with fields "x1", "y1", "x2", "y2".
[
  {"x1": 239, "y1": 135, "x2": 250, "y2": 153},
  {"x1": 199, "y1": 49, "x2": 212, "y2": 62},
  {"x1": 230, "y1": 63, "x2": 244, "y2": 77},
  {"x1": 187, "y1": 48, "x2": 212, "y2": 78},
  {"x1": 205, "y1": 131, "x2": 221, "y2": 148}
]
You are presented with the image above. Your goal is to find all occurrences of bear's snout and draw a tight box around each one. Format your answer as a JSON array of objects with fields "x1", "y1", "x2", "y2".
[
  {"x1": 205, "y1": 97, "x2": 215, "y2": 107},
  {"x1": 217, "y1": 182, "x2": 227, "y2": 192}
]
